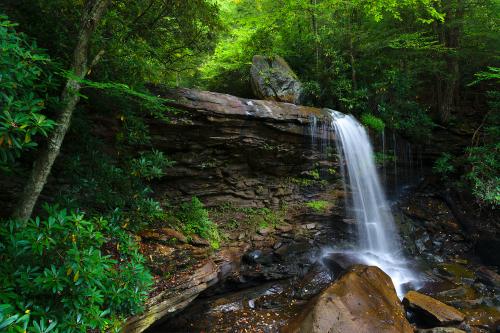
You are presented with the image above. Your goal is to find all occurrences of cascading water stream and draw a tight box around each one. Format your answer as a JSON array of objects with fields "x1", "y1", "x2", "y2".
[{"x1": 320, "y1": 110, "x2": 418, "y2": 296}]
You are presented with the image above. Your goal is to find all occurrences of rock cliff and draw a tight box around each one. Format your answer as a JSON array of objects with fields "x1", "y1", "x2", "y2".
[{"x1": 147, "y1": 87, "x2": 333, "y2": 208}]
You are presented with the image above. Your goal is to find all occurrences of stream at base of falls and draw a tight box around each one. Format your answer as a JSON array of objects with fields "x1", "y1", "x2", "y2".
[
  {"x1": 146, "y1": 111, "x2": 498, "y2": 333},
  {"x1": 327, "y1": 109, "x2": 419, "y2": 296}
]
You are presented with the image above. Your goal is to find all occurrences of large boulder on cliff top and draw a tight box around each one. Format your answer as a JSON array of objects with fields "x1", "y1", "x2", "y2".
[
  {"x1": 403, "y1": 290, "x2": 465, "y2": 326},
  {"x1": 250, "y1": 55, "x2": 303, "y2": 104},
  {"x1": 284, "y1": 265, "x2": 413, "y2": 333}
]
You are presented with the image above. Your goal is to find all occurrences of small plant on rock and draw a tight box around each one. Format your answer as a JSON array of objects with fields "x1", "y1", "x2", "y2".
[
  {"x1": 306, "y1": 200, "x2": 330, "y2": 212},
  {"x1": 177, "y1": 197, "x2": 221, "y2": 249}
]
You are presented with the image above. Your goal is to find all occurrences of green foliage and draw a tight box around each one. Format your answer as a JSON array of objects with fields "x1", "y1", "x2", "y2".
[
  {"x1": 361, "y1": 113, "x2": 385, "y2": 133},
  {"x1": 211, "y1": 203, "x2": 286, "y2": 232},
  {"x1": 53, "y1": 112, "x2": 174, "y2": 232},
  {"x1": 375, "y1": 69, "x2": 435, "y2": 141},
  {"x1": 130, "y1": 150, "x2": 175, "y2": 181},
  {"x1": 0, "y1": 14, "x2": 56, "y2": 170},
  {"x1": 177, "y1": 197, "x2": 221, "y2": 249},
  {"x1": 466, "y1": 144, "x2": 500, "y2": 206},
  {"x1": 2, "y1": 1, "x2": 222, "y2": 88},
  {"x1": 433, "y1": 153, "x2": 455, "y2": 177},
  {"x1": 469, "y1": 66, "x2": 500, "y2": 86},
  {"x1": 305, "y1": 200, "x2": 330, "y2": 213},
  {"x1": 0, "y1": 206, "x2": 152, "y2": 332}
]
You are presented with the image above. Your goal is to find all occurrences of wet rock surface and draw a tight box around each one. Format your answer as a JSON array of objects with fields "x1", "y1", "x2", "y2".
[
  {"x1": 142, "y1": 206, "x2": 349, "y2": 333},
  {"x1": 404, "y1": 290, "x2": 465, "y2": 326},
  {"x1": 284, "y1": 265, "x2": 413, "y2": 333},
  {"x1": 120, "y1": 91, "x2": 500, "y2": 333},
  {"x1": 415, "y1": 328, "x2": 466, "y2": 333},
  {"x1": 135, "y1": 178, "x2": 499, "y2": 333}
]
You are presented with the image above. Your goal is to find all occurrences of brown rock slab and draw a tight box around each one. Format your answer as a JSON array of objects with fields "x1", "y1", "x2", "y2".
[
  {"x1": 284, "y1": 265, "x2": 413, "y2": 333},
  {"x1": 189, "y1": 235, "x2": 211, "y2": 247},
  {"x1": 159, "y1": 228, "x2": 188, "y2": 243},
  {"x1": 416, "y1": 328, "x2": 466, "y2": 333},
  {"x1": 276, "y1": 224, "x2": 293, "y2": 232},
  {"x1": 403, "y1": 291, "x2": 465, "y2": 326},
  {"x1": 258, "y1": 227, "x2": 273, "y2": 235},
  {"x1": 139, "y1": 228, "x2": 187, "y2": 244}
]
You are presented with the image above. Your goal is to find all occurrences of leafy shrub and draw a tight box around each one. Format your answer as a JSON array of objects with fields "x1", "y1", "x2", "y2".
[
  {"x1": 378, "y1": 102, "x2": 434, "y2": 141},
  {"x1": 466, "y1": 144, "x2": 500, "y2": 206},
  {"x1": 0, "y1": 206, "x2": 152, "y2": 332},
  {"x1": 126, "y1": 197, "x2": 166, "y2": 231},
  {"x1": 306, "y1": 200, "x2": 330, "y2": 212},
  {"x1": 210, "y1": 204, "x2": 286, "y2": 233},
  {"x1": 433, "y1": 153, "x2": 455, "y2": 178},
  {"x1": 375, "y1": 69, "x2": 434, "y2": 141},
  {"x1": 56, "y1": 118, "x2": 174, "y2": 231},
  {"x1": 130, "y1": 149, "x2": 175, "y2": 181},
  {"x1": 361, "y1": 113, "x2": 385, "y2": 133},
  {"x1": 0, "y1": 14, "x2": 56, "y2": 170},
  {"x1": 177, "y1": 197, "x2": 221, "y2": 249}
]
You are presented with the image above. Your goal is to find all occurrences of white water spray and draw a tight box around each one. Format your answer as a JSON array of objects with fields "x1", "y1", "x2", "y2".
[{"x1": 326, "y1": 110, "x2": 418, "y2": 296}]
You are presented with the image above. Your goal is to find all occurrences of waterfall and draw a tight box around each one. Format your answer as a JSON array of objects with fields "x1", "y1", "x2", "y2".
[{"x1": 320, "y1": 110, "x2": 418, "y2": 296}]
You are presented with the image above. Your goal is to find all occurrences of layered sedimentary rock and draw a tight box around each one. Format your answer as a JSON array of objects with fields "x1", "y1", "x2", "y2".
[{"x1": 147, "y1": 87, "x2": 331, "y2": 208}]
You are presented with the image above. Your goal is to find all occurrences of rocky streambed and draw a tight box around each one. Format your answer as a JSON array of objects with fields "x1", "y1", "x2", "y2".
[
  {"x1": 123, "y1": 191, "x2": 499, "y2": 333},
  {"x1": 120, "y1": 88, "x2": 498, "y2": 333}
]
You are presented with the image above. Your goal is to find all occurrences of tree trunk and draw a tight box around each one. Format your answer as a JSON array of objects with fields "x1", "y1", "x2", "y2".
[
  {"x1": 437, "y1": 0, "x2": 463, "y2": 124},
  {"x1": 349, "y1": 36, "x2": 357, "y2": 91},
  {"x1": 310, "y1": 0, "x2": 319, "y2": 74},
  {"x1": 13, "y1": 0, "x2": 111, "y2": 221}
]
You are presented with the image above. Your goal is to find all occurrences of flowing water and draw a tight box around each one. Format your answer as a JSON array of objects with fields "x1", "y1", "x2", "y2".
[{"x1": 321, "y1": 110, "x2": 419, "y2": 296}]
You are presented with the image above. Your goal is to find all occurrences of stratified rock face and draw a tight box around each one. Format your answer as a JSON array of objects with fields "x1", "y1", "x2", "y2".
[
  {"x1": 250, "y1": 55, "x2": 303, "y2": 104},
  {"x1": 147, "y1": 87, "x2": 332, "y2": 208},
  {"x1": 403, "y1": 291, "x2": 465, "y2": 326},
  {"x1": 284, "y1": 265, "x2": 413, "y2": 333}
]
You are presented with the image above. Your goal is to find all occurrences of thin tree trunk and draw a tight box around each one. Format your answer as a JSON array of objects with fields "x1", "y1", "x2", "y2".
[
  {"x1": 438, "y1": 0, "x2": 463, "y2": 124},
  {"x1": 13, "y1": 0, "x2": 111, "y2": 221},
  {"x1": 310, "y1": 0, "x2": 319, "y2": 74},
  {"x1": 349, "y1": 36, "x2": 357, "y2": 91}
]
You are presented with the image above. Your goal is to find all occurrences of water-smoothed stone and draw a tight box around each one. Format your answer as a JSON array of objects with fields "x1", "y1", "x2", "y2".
[
  {"x1": 403, "y1": 291, "x2": 465, "y2": 326},
  {"x1": 475, "y1": 266, "x2": 500, "y2": 288},
  {"x1": 284, "y1": 265, "x2": 413, "y2": 333}
]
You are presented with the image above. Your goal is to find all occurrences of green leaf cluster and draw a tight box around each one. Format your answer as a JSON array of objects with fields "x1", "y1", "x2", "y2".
[
  {"x1": 361, "y1": 113, "x2": 385, "y2": 133},
  {"x1": 305, "y1": 200, "x2": 330, "y2": 213},
  {"x1": 0, "y1": 205, "x2": 153, "y2": 332},
  {"x1": 176, "y1": 197, "x2": 221, "y2": 249},
  {"x1": 0, "y1": 14, "x2": 56, "y2": 170}
]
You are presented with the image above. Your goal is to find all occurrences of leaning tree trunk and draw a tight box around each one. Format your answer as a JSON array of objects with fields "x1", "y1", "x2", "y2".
[{"x1": 13, "y1": 0, "x2": 110, "y2": 221}]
